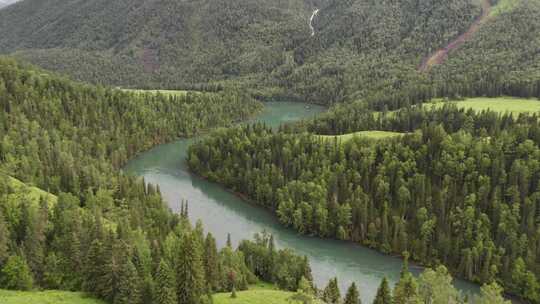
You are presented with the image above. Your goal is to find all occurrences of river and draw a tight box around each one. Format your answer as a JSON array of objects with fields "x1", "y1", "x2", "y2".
[{"x1": 124, "y1": 101, "x2": 479, "y2": 302}]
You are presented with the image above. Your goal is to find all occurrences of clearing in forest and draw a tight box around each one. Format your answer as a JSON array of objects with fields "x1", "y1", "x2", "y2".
[
  {"x1": 214, "y1": 283, "x2": 323, "y2": 304},
  {"x1": 318, "y1": 131, "x2": 405, "y2": 142},
  {"x1": 425, "y1": 97, "x2": 540, "y2": 116},
  {"x1": 0, "y1": 290, "x2": 105, "y2": 304},
  {"x1": 122, "y1": 89, "x2": 190, "y2": 96}
]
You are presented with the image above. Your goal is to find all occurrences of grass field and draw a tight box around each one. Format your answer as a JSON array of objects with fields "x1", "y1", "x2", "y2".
[
  {"x1": 425, "y1": 97, "x2": 540, "y2": 116},
  {"x1": 1, "y1": 174, "x2": 57, "y2": 208},
  {"x1": 214, "y1": 283, "x2": 322, "y2": 304},
  {"x1": 490, "y1": 0, "x2": 520, "y2": 16},
  {"x1": 0, "y1": 290, "x2": 105, "y2": 304},
  {"x1": 122, "y1": 89, "x2": 190, "y2": 96},
  {"x1": 318, "y1": 130, "x2": 405, "y2": 142}
]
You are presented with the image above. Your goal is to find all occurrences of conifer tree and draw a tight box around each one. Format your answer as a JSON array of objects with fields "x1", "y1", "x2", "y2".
[
  {"x1": 23, "y1": 199, "x2": 47, "y2": 283},
  {"x1": 0, "y1": 210, "x2": 9, "y2": 267},
  {"x1": 226, "y1": 233, "x2": 232, "y2": 248},
  {"x1": 344, "y1": 282, "x2": 361, "y2": 304},
  {"x1": 154, "y1": 259, "x2": 177, "y2": 304},
  {"x1": 83, "y1": 239, "x2": 106, "y2": 294},
  {"x1": 204, "y1": 233, "x2": 220, "y2": 292},
  {"x1": 393, "y1": 255, "x2": 421, "y2": 304},
  {"x1": 177, "y1": 232, "x2": 206, "y2": 304},
  {"x1": 323, "y1": 277, "x2": 341, "y2": 304},
  {"x1": 115, "y1": 259, "x2": 141, "y2": 304},
  {"x1": 373, "y1": 278, "x2": 392, "y2": 304}
]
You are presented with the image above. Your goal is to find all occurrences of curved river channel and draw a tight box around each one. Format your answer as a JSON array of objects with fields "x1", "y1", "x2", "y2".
[{"x1": 125, "y1": 101, "x2": 479, "y2": 302}]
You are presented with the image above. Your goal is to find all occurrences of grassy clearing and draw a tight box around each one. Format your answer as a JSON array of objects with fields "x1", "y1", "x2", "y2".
[
  {"x1": 1, "y1": 173, "x2": 115, "y2": 229},
  {"x1": 2, "y1": 174, "x2": 57, "y2": 208},
  {"x1": 318, "y1": 130, "x2": 405, "y2": 142},
  {"x1": 0, "y1": 289, "x2": 105, "y2": 304},
  {"x1": 425, "y1": 97, "x2": 540, "y2": 116},
  {"x1": 490, "y1": 0, "x2": 520, "y2": 16},
  {"x1": 122, "y1": 89, "x2": 190, "y2": 96},
  {"x1": 214, "y1": 283, "x2": 322, "y2": 304}
]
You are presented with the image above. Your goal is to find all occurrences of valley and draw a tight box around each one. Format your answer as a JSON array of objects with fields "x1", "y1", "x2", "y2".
[{"x1": 0, "y1": 0, "x2": 539, "y2": 303}]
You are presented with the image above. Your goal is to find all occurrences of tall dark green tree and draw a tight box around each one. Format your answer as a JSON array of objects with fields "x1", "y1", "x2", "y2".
[
  {"x1": 176, "y1": 232, "x2": 206, "y2": 304},
  {"x1": 0, "y1": 210, "x2": 9, "y2": 267},
  {"x1": 323, "y1": 277, "x2": 341, "y2": 304},
  {"x1": 204, "y1": 233, "x2": 220, "y2": 292},
  {"x1": 154, "y1": 259, "x2": 177, "y2": 304},
  {"x1": 344, "y1": 282, "x2": 361, "y2": 304},
  {"x1": 115, "y1": 259, "x2": 142, "y2": 304},
  {"x1": 373, "y1": 278, "x2": 392, "y2": 304}
]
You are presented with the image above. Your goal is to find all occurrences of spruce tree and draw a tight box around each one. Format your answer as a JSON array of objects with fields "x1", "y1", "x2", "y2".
[
  {"x1": 204, "y1": 233, "x2": 219, "y2": 292},
  {"x1": 323, "y1": 277, "x2": 341, "y2": 304},
  {"x1": 115, "y1": 259, "x2": 142, "y2": 304},
  {"x1": 0, "y1": 210, "x2": 9, "y2": 267},
  {"x1": 177, "y1": 232, "x2": 206, "y2": 304},
  {"x1": 344, "y1": 282, "x2": 361, "y2": 304},
  {"x1": 373, "y1": 278, "x2": 392, "y2": 304},
  {"x1": 154, "y1": 259, "x2": 177, "y2": 304},
  {"x1": 23, "y1": 200, "x2": 47, "y2": 284},
  {"x1": 226, "y1": 233, "x2": 232, "y2": 248},
  {"x1": 83, "y1": 239, "x2": 105, "y2": 294}
]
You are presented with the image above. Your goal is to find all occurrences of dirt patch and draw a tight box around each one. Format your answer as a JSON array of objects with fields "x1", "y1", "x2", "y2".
[
  {"x1": 419, "y1": 0, "x2": 492, "y2": 72},
  {"x1": 141, "y1": 48, "x2": 160, "y2": 73}
]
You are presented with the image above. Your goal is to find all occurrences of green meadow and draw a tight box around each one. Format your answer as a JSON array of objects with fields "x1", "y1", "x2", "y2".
[
  {"x1": 0, "y1": 290, "x2": 105, "y2": 304},
  {"x1": 425, "y1": 97, "x2": 540, "y2": 116},
  {"x1": 490, "y1": 0, "x2": 521, "y2": 16},
  {"x1": 318, "y1": 130, "x2": 405, "y2": 142},
  {"x1": 122, "y1": 89, "x2": 190, "y2": 96},
  {"x1": 214, "y1": 283, "x2": 322, "y2": 304}
]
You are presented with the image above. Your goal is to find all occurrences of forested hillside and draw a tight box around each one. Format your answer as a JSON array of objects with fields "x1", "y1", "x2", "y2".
[
  {"x1": 0, "y1": 0, "x2": 512, "y2": 105},
  {"x1": 0, "y1": 0, "x2": 316, "y2": 89},
  {"x1": 431, "y1": 0, "x2": 540, "y2": 98},
  {"x1": 189, "y1": 104, "x2": 540, "y2": 302},
  {"x1": 0, "y1": 57, "x2": 303, "y2": 303}
]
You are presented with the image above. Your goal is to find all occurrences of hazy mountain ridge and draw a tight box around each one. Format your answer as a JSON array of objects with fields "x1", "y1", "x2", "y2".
[{"x1": 0, "y1": 0, "x2": 18, "y2": 9}]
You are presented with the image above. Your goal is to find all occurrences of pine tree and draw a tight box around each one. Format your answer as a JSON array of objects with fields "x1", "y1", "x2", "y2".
[
  {"x1": 23, "y1": 198, "x2": 47, "y2": 284},
  {"x1": 115, "y1": 259, "x2": 142, "y2": 304},
  {"x1": 154, "y1": 259, "x2": 177, "y2": 304},
  {"x1": 177, "y1": 232, "x2": 206, "y2": 304},
  {"x1": 393, "y1": 261, "x2": 421, "y2": 304},
  {"x1": 83, "y1": 239, "x2": 106, "y2": 294},
  {"x1": 373, "y1": 278, "x2": 392, "y2": 304},
  {"x1": 0, "y1": 210, "x2": 9, "y2": 267},
  {"x1": 344, "y1": 282, "x2": 361, "y2": 304},
  {"x1": 226, "y1": 233, "x2": 232, "y2": 248},
  {"x1": 323, "y1": 277, "x2": 341, "y2": 304},
  {"x1": 204, "y1": 233, "x2": 219, "y2": 292}
]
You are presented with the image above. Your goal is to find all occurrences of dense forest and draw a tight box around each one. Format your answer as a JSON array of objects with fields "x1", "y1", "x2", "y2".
[
  {"x1": 0, "y1": 57, "x2": 515, "y2": 304},
  {"x1": 188, "y1": 105, "x2": 540, "y2": 302},
  {"x1": 1, "y1": 0, "x2": 529, "y2": 105},
  {"x1": 0, "y1": 57, "x2": 283, "y2": 303}
]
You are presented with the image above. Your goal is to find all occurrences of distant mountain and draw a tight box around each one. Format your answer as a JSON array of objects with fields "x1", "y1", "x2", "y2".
[
  {"x1": 0, "y1": 0, "x2": 537, "y2": 104},
  {"x1": 0, "y1": 0, "x2": 18, "y2": 9}
]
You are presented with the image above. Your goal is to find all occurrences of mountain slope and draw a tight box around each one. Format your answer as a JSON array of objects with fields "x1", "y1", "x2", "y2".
[
  {"x1": 0, "y1": 0, "x2": 484, "y2": 104},
  {"x1": 0, "y1": 0, "x2": 18, "y2": 9},
  {"x1": 0, "y1": 0, "x2": 317, "y2": 87}
]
